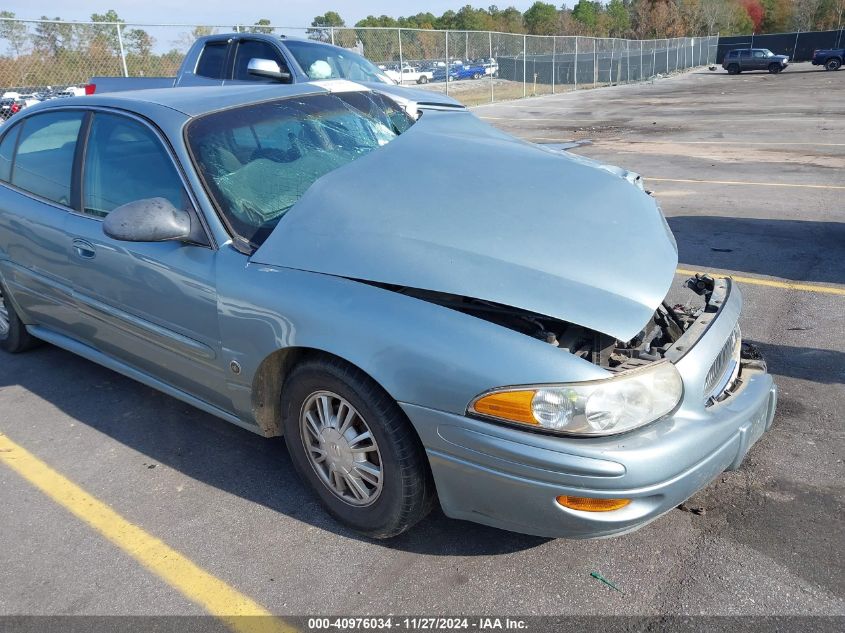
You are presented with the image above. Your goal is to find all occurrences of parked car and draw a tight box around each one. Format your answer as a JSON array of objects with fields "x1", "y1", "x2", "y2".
[
  {"x1": 0, "y1": 82, "x2": 776, "y2": 539},
  {"x1": 811, "y1": 47, "x2": 844, "y2": 70},
  {"x1": 0, "y1": 98, "x2": 22, "y2": 120},
  {"x1": 433, "y1": 63, "x2": 487, "y2": 82},
  {"x1": 722, "y1": 48, "x2": 789, "y2": 74},
  {"x1": 16, "y1": 93, "x2": 42, "y2": 108},
  {"x1": 384, "y1": 65, "x2": 434, "y2": 85},
  {"x1": 56, "y1": 86, "x2": 85, "y2": 97}
]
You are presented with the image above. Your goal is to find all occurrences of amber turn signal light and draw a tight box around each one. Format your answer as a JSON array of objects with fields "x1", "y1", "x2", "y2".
[
  {"x1": 556, "y1": 496, "x2": 631, "y2": 512},
  {"x1": 471, "y1": 390, "x2": 538, "y2": 425}
]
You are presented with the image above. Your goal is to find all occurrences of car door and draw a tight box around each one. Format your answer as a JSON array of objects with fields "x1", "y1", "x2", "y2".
[
  {"x1": 739, "y1": 49, "x2": 752, "y2": 70},
  {"x1": 751, "y1": 50, "x2": 767, "y2": 70},
  {"x1": 0, "y1": 110, "x2": 85, "y2": 334},
  {"x1": 62, "y1": 109, "x2": 229, "y2": 410},
  {"x1": 227, "y1": 38, "x2": 294, "y2": 84}
]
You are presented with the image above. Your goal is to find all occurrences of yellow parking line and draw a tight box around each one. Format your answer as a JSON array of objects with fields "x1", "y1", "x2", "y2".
[
  {"x1": 649, "y1": 177, "x2": 845, "y2": 190},
  {"x1": 0, "y1": 432, "x2": 295, "y2": 633},
  {"x1": 676, "y1": 268, "x2": 845, "y2": 296}
]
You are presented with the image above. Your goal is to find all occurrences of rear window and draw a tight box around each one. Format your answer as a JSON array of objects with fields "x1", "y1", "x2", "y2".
[
  {"x1": 196, "y1": 41, "x2": 228, "y2": 79},
  {"x1": 11, "y1": 110, "x2": 84, "y2": 205},
  {"x1": 187, "y1": 91, "x2": 413, "y2": 246}
]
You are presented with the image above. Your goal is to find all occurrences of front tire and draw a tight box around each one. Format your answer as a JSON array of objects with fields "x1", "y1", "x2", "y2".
[
  {"x1": 825, "y1": 58, "x2": 842, "y2": 71},
  {"x1": 281, "y1": 356, "x2": 435, "y2": 538},
  {"x1": 768, "y1": 63, "x2": 782, "y2": 74},
  {"x1": 0, "y1": 283, "x2": 37, "y2": 354}
]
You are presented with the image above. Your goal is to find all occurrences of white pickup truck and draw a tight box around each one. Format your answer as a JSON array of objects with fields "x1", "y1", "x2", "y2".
[{"x1": 384, "y1": 65, "x2": 435, "y2": 85}]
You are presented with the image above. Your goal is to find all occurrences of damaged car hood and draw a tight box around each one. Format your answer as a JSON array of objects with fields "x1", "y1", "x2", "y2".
[{"x1": 252, "y1": 110, "x2": 678, "y2": 341}]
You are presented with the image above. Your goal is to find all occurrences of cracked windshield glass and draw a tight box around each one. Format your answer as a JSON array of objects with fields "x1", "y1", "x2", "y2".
[{"x1": 188, "y1": 91, "x2": 413, "y2": 246}]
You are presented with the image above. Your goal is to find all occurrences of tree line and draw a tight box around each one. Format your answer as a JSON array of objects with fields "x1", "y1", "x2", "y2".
[{"x1": 341, "y1": 1, "x2": 844, "y2": 37}]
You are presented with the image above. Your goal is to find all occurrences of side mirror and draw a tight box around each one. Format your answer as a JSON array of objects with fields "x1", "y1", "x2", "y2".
[
  {"x1": 103, "y1": 197, "x2": 192, "y2": 243},
  {"x1": 247, "y1": 58, "x2": 292, "y2": 81}
]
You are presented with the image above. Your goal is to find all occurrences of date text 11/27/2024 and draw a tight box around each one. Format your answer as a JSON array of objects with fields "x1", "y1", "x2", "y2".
[{"x1": 307, "y1": 618, "x2": 528, "y2": 630}]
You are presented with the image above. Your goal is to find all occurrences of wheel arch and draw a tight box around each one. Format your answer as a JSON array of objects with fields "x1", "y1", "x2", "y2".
[{"x1": 249, "y1": 345, "x2": 408, "y2": 439}]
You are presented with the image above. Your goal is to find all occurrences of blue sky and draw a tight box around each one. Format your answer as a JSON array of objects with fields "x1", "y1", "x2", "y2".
[{"x1": 5, "y1": 1, "x2": 541, "y2": 26}]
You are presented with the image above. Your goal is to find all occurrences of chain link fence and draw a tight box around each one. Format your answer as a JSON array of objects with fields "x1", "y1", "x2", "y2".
[{"x1": 0, "y1": 18, "x2": 718, "y2": 106}]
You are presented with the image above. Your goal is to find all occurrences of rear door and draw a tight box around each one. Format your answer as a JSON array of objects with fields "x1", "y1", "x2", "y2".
[
  {"x1": 0, "y1": 110, "x2": 84, "y2": 333},
  {"x1": 62, "y1": 109, "x2": 229, "y2": 409},
  {"x1": 739, "y1": 49, "x2": 752, "y2": 70}
]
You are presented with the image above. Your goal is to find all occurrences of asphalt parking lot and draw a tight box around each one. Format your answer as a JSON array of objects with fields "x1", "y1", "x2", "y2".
[{"x1": 1, "y1": 64, "x2": 843, "y2": 623}]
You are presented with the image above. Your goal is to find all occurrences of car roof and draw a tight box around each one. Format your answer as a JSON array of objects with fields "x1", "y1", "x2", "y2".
[{"x1": 21, "y1": 82, "x2": 356, "y2": 119}]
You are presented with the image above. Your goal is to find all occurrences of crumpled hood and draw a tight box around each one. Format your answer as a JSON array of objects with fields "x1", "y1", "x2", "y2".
[{"x1": 252, "y1": 110, "x2": 678, "y2": 341}]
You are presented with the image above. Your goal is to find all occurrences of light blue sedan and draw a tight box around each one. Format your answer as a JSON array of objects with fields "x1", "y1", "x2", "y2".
[{"x1": 0, "y1": 82, "x2": 776, "y2": 538}]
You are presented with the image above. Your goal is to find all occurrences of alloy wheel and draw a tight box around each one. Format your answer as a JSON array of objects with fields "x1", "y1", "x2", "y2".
[
  {"x1": 0, "y1": 287, "x2": 10, "y2": 338},
  {"x1": 300, "y1": 390, "x2": 383, "y2": 506}
]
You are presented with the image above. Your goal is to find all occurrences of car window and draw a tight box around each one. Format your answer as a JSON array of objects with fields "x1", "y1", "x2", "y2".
[
  {"x1": 753, "y1": 51, "x2": 766, "y2": 58},
  {"x1": 0, "y1": 122, "x2": 22, "y2": 181},
  {"x1": 233, "y1": 40, "x2": 291, "y2": 82},
  {"x1": 739, "y1": 50, "x2": 751, "y2": 58},
  {"x1": 196, "y1": 41, "x2": 228, "y2": 79},
  {"x1": 283, "y1": 40, "x2": 393, "y2": 84},
  {"x1": 82, "y1": 113, "x2": 187, "y2": 218},
  {"x1": 11, "y1": 110, "x2": 84, "y2": 206},
  {"x1": 187, "y1": 91, "x2": 413, "y2": 246}
]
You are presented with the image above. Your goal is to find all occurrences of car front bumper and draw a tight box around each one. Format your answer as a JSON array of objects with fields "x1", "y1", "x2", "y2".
[{"x1": 401, "y1": 279, "x2": 778, "y2": 539}]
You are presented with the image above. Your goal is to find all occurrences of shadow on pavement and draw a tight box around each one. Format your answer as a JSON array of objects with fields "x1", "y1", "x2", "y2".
[
  {"x1": 667, "y1": 216, "x2": 845, "y2": 286},
  {"x1": 750, "y1": 340, "x2": 845, "y2": 385},
  {"x1": 0, "y1": 345, "x2": 548, "y2": 556}
]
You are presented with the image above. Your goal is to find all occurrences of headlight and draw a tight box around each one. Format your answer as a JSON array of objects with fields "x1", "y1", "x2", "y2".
[{"x1": 469, "y1": 360, "x2": 683, "y2": 436}]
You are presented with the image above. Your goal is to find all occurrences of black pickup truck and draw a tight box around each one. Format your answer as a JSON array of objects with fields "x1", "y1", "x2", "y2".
[{"x1": 811, "y1": 48, "x2": 844, "y2": 71}]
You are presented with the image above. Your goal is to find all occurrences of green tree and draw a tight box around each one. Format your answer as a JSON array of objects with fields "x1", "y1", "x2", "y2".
[
  {"x1": 309, "y1": 12, "x2": 346, "y2": 43},
  {"x1": 399, "y1": 12, "x2": 438, "y2": 28},
  {"x1": 33, "y1": 16, "x2": 74, "y2": 57},
  {"x1": 523, "y1": 1, "x2": 559, "y2": 34},
  {"x1": 571, "y1": 0, "x2": 599, "y2": 30},
  {"x1": 355, "y1": 15, "x2": 399, "y2": 27},
  {"x1": 455, "y1": 5, "x2": 493, "y2": 30},
  {"x1": 760, "y1": 0, "x2": 794, "y2": 32},
  {"x1": 493, "y1": 6, "x2": 526, "y2": 32},
  {"x1": 125, "y1": 28, "x2": 153, "y2": 56},
  {"x1": 89, "y1": 9, "x2": 123, "y2": 56},
  {"x1": 606, "y1": 0, "x2": 632, "y2": 36},
  {"x1": 435, "y1": 10, "x2": 459, "y2": 29},
  {"x1": 249, "y1": 18, "x2": 274, "y2": 34},
  {"x1": 312, "y1": 11, "x2": 345, "y2": 27},
  {"x1": 0, "y1": 11, "x2": 29, "y2": 57}
]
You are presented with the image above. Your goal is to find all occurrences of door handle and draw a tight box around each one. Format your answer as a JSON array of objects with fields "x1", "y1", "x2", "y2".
[{"x1": 72, "y1": 238, "x2": 96, "y2": 260}]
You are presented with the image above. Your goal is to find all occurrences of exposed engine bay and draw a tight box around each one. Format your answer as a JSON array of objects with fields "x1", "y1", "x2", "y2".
[{"x1": 369, "y1": 277, "x2": 719, "y2": 370}]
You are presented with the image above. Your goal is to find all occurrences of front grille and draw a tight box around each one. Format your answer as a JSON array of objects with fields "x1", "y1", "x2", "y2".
[{"x1": 704, "y1": 325, "x2": 741, "y2": 403}]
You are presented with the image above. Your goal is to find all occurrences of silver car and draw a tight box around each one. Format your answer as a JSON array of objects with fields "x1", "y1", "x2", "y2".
[{"x1": 0, "y1": 82, "x2": 776, "y2": 538}]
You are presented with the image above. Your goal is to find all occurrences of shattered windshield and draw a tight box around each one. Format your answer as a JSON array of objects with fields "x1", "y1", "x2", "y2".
[
  {"x1": 284, "y1": 40, "x2": 393, "y2": 84},
  {"x1": 187, "y1": 91, "x2": 413, "y2": 247}
]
